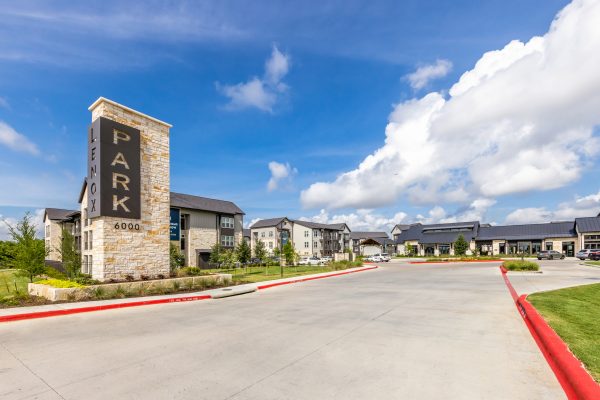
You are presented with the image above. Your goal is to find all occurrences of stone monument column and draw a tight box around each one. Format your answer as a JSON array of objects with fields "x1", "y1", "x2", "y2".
[{"x1": 87, "y1": 97, "x2": 171, "y2": 281}]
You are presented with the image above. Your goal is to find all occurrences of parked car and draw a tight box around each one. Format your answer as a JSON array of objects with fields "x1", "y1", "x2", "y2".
[
  {"x1": 576, "y1": 249, "x2": 595, "y2": 260},
  {"x1": 298, "y1": 256, "x2": 323, "y2": 266},
  {"x1": 589, "y1": 250, "x2": 600, "y2": 261},
  {"x1": 366, "y1": 255, "x2": 383, "y2": 262},
  {"x1": 321, "y1": 256, "x2": 333, "y2": 263},
  {"x1": 537, "y1": 250, "x2": 565, "y2": 260},
  {"x1": 249, "y1": 257, "x2": 262, "y2": 265},
  {"x1": 380, "y1": 253, "x2": 391, "y2": 262}
]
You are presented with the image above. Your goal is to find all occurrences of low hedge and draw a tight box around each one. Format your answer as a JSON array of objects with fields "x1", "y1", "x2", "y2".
[
  {"x1": 35, "y1": 279, "x2": 86, "y2": 288},
  {"x1": 503, "y1": 260, "x2": 540, "y2": 271}
]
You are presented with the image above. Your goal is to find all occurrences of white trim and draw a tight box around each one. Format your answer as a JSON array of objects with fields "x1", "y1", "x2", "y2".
[{"x1": 88, "y1": 97, "x2": 173, "y2": 127}]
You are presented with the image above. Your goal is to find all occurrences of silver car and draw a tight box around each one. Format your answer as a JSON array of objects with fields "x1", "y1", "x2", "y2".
[
  {"x1": 537, "y1": 250, "x2": 565, "y2": 260},
  {"x1": 576, "y1": 249, "x2": 594, "y2": 260}
]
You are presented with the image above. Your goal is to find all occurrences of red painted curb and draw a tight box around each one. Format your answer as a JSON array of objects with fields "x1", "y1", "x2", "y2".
[
  {"x1": 410, "y1": 260, "x2": 502, "y2": 264},
  {"x1": 257, "y1": 266, "x2": 378, "y2": 290},
  {"x1": 0, "y1": 295, "x2": 212, "y2": 323},
  {"x1": 500, "y1": 267, "x2": 600, "y2": 399}
]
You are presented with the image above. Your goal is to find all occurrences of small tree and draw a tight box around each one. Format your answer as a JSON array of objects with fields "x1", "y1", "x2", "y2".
[
  {"x1": 58, "y1": 228, "x2": 81, "y2": 279},
  {"x1": 272, "y1": 246, "x2": 281, "y2": 259},
  {"x1": 404, "y1": 242, "x2": 413, "y2": 256},
  {"x1": 254, "y1": 239, "x2": 267, "y2": 261},
  {"x1": 170, "y1": 243, "x2": 185, "y2": 272},
  {"x1": 5, "y1": 213, "x2": 47, "y2": 282},
  {"x1": 282, "y1": 242, "x2": 296, "y2": 265},
  {"x1": 210, "y1": 242, "x2": 223, "y2": 266},
  {"x1": 236, "y1": 239, "x2": 251, "y2": 264},
  {"x1": 219, "y1": 249, "x2": 236, "y2": 269},
  {"x1": 454, "y1": 234, "x2": 469, "y2": 256}
]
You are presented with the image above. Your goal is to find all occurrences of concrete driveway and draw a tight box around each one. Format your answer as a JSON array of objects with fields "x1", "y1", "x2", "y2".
[{"x1": 2, "y1": 260, "x2": 587, "y2": 399}]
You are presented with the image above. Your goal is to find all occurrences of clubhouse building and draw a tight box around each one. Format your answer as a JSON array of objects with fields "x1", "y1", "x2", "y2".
[{"x1": 394, "y1": 216, "x2": 600, "y2": 257}]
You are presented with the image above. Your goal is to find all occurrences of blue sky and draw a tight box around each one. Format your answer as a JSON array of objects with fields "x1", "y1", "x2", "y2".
[{"x1": 1, "y1": 0, "x2": 599, "y2": 237}]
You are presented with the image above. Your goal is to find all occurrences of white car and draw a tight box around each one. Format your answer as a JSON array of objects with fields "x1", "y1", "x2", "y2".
[
  {"x1": 321, "y1": 256, "x2": 333, "y2": 263},
  {"x1": 380, "y1": 253, "x2": 391, "y2": 262},
  {"x1": 298, "y1": 256, "x2": 323, "y2": 266},
  {"x1": 366, "y1": 255, "x2": 383, "y2": 262}
]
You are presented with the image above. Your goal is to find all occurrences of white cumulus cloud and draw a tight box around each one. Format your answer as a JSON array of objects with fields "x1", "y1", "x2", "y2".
[
  {"x1": 0, "y1": 121, "x2": 39, "y2": 155},
  {"x1": 0, "y1": 209, "x2": 45, "y2": 240},
  {"x1": 217, "y1": 45, "x2": 290, "y2": 112},
  {"x1": 301, "y1": 0, "x2": 600, "y2": 210},
  {"x1": 505, "y1": 189, "x2": 600, "y2": 224},
  {"x1": 405, "y1": 59, "x2": 452, "y2": 90},
  {"x1": 267, "y1": 161, "x2": 297, "y2": 191},
  {"x1": 300, "y1": 209, "x2": 408, "y2": 233}
]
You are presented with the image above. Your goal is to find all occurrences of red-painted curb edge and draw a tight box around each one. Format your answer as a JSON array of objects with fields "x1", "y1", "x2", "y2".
[
  {"x1": 0, "y1": 295, "x2": 212, "y2": 323},
  {"x1": 257, "y1": 265, "x2": 378, "y2": 290},
  {"x1": 410, "y1": 260, "x2": 502, "y2": 264},
  {"x1": 500, "y1": 267, "x2": 600, "y2": 399}
]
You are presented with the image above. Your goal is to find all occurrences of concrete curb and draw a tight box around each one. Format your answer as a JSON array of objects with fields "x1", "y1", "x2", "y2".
[
  {"x1": 500, "y1": 266, "x2": 600, "y2": 399},
  {"x1": 0, "y1": 265, "x2": 378, "y2": 323}
]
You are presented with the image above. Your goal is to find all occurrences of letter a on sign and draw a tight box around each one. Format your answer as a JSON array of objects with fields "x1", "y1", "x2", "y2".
[{"x1": 111, "y1": 152, "x2": 130, "y2": 170}]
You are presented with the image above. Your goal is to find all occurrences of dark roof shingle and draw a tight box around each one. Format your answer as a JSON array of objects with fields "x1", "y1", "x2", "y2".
[
  {"x1": 45, "y1": 208, "x2": 79, "y2": 221},
  {"x1": 575, "y1": 217, "x2": 600, "y2": 233},
  {"x1": 170, "y1": 192, "x2": 244, "y2": 215},
  {"x1": 250, "y1": 217, "x2": 288, "y2": 229},
  {"x1": 477, "y1": 221, "x2": 576, "y2": 240}
]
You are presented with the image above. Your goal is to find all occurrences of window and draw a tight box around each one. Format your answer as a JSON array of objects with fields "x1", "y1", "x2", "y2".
[
  {"x1": 83, "y1": 255, "x2": 88, "y2": 273},
  {"x1": 181, "y1": 234, "x2": 186, "y2": 250},
  {"x1": 83, "y1": 208, "x2": 88, "y2": 227},
  {"x1": 180, "y1": 214, "x2": 187, "y2": 230},
  {"x1": 89, "y1": 255, "x2": 93, "y2": 272},
  {"x1": 221, "y1": 235, "x2": 234, "y2": 247},
  {"x1": 45, "y1": 240, "x2": 50, "y2": 252},
  {"x1": 84, "y1": 232, "x2": 88, "y2": 250},
  {"x1": 261, "y1": 232, "x2": 265, "y2": 238},
  {"x1": 268, "y1": 242, "x2": 273, "y2": 249},
  {"x1": 314, "y1": 241, "x2": 318, "y2": 247},
  {"x1": 269, "y1": 231, "x2": 274, "y2": 237},
  {"x1": 89, "y1": 230, "x2": 93, "y2": 250},
  {"x1": 545, "y1": 242, "x2": 553, "y2": 251},
  {"x1": 304, "y1": 231, "x2": 309, "y2": 237},
  {"x1": 221, "y1": 216, "x2": 234, "y2": 229},
  {"x1": 304, "y1": 242, "x2": 309, "y2": 248},
  {"x1": 313, "y1": 230, "x2": 319, "y2": 237},
  {"x1": 45, "y1": 225, "x2": 50, "y2": 238}
]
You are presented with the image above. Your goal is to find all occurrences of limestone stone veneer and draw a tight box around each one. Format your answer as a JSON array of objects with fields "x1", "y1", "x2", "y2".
[{"x1": 86, "y1": 98, "x2": 171, "y2": 281}]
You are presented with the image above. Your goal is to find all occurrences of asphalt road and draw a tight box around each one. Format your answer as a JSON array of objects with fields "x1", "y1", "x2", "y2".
[{"x1": 4, "y1": 260, "x2": 595, "y2": 399}]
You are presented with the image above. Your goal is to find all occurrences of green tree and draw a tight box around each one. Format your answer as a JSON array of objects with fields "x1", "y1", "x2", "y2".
[
  {"x1": 209, "y1": 242, "x2": 223, "y2": 266},
  {"x1": 272, "y1": 246, "x2": 281, "y2": 258},
  {"x1": 282, "y1": 242, "x2": 296, "y2": 265},
  {"x1": 404, "y1": 242, "x2": 413, "y2": 256},
  {"x1": 58, "y1": 228, "x2": 81, "y2": 279},
  {"x1": 254, "y1": 239, "x2": 267, "y2": 261},
  {"x1": 170, "y1": 243, "x2": 185, "y2": 272},
  {"x1": 236, "y1": 239, "x2": 251, "y2": 264},
  {"x1": 454, "y1": 234, "x2": 469, "y2": 256},
  {"x1": 0, "y1": 240, "x2": 17, "y2": 268},
  {"x1": 5, "y1": 213, "x2": 47, "y2": 282},
  {"x1": 219, "y1": 249, "x2": 236, "y2": 269}
]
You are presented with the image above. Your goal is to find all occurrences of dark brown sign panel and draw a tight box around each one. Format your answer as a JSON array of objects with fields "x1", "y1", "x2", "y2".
[{"x1": 88, "y1": 117, "x2": 141, "y2": 219}]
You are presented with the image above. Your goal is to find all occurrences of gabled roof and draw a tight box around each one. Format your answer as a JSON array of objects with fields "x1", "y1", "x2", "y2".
[
  {"x1": 170, "y1": 192, "x2": 244, "y2": 215},
  {"x1": 477, "y1": 221, "x2": 576, "y2": 240},
  {"x1": 575, "y1": 217, "x2": 600, "y2": 233},
  {"x1": 250, "y1": 217, "x2": 289, "y2": 229},
  {"x1": 44, "y1": 208, "x2": 79, "y2": 221},
  {"x1": 350, "y1": 231, "x2": 389, "y2": 240},
  {"x1": 392, "y1": 224, "x2": 410, "y2": 233},
  {"x1": 293, "y1": 220, "x2": 349, "y2": 231},
  {"x1": 395, "y1": 222, "x2": 479, "y2": 244}
]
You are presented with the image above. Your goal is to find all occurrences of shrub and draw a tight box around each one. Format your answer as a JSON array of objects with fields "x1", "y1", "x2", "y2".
[
  {"x1": 503, "y1": 260, "x2": 540, "y2": 271},
  {"x1": 177, "y1": 267, "x2": 204, "y2": 277},
  {"x1": 125, "y1": 274, "x2": 134, "y2": 282},
  {"x1": 140, "y1": 275, "x2": 150, "y2": 281},
  {"x1": 44, "y1": 266, "x2": 67, "y2": 280},
  {"x1": 73, "y1": 274, "x2": 100, "y2": 285},
  {"x1": 36, "y1": 279, "x2": 85, "y2": 288}
]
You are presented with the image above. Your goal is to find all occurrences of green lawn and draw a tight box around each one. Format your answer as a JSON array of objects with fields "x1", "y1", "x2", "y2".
[
  {"x1": 0, "y1": 269, "x2": 36, "y2": 299},
  {"x1": 528, "y1": 283, "x2": 600, "y2": 382},
  {"x1": 204, "y1": 264, "x2": 359, "y2": 284},
  {"x1": 585, "y1": 261, "x2": 600, "y2": 267}
]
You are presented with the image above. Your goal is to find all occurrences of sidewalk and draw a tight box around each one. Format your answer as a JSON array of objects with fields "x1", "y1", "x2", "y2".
[{"x1": 0, "y1": 265, "x2": 378, "y2": 322}]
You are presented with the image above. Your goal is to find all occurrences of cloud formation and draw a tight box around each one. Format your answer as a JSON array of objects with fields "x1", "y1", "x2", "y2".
[
  {"x1": 301, "y1": 0, "x2": 600, "y2": 211},
  {"x1": 0, "y1": 121, "x2": 39, "y2": 155},
  {"x1": 267, "y1": 161, "x2": 296, "y2": 191},
  {"x1": 505, "y1": 189, "x2": 600, "y2": 224},
  {"x1": 217, "y1": 45, "x2": 290, "y2": 112},
  {"x1": 405, "y1": 59, "x2": 452, "y2": 90},
  {"x1": 300, "y1": 209, "x2": 408, "y2": 233}
]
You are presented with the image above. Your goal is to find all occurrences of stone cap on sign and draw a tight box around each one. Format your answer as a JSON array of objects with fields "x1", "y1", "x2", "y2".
[{"x1": 88, "y1": 97, "x2": 173, "y2": 128}]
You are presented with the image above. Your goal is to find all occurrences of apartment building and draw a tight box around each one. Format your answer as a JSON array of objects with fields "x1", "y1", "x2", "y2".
[
  {"x1": 249, "y1": 218, "x2": 351, "y2": 257},
  {"x1": 43, "y1": 208, "x2": 81, "y2": 262},
  {"x1": 349, "y1": 232, "x2": 394, "y2": 255}
]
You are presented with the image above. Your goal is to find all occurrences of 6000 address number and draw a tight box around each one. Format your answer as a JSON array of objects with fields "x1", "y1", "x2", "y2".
[{"x1": 114, "y1": 222, "x2": 141, "y2": 231}]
